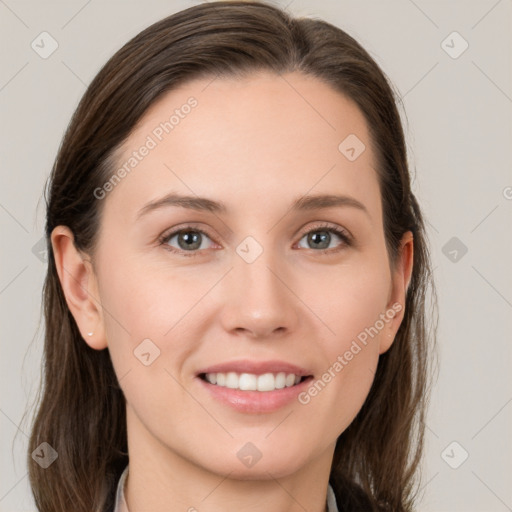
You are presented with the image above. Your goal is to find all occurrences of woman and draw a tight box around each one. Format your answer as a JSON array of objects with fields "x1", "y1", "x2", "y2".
[{"x1": 28, "y1": 1, "x2": 437, "y2": 511}]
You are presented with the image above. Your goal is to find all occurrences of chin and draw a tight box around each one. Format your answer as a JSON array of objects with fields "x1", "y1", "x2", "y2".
[{"x1": 197, "y1": 445, "x2": 313, "y2": 481}]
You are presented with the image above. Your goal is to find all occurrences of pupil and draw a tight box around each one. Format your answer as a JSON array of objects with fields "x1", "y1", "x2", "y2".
[
  {"x1": 309, "y1": 231, "x2": 330, "y2": 249},
  {"x1": 179, "y1": 231, "x2": 201, "y2": 250}
]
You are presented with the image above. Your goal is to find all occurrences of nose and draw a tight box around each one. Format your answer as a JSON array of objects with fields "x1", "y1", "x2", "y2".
[{"x1": 218, "y1": 248, "x2": 300, "y2": 339}]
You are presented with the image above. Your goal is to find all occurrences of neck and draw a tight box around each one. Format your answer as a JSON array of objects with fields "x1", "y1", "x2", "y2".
[{"x1": 123, "y1": 406, "x2": 335, "y2": 512}]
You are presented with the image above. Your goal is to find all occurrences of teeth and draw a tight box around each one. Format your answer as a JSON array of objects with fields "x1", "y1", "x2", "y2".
[{"x1": 203, "y1": 372, "x2": 303, "y2": 392}]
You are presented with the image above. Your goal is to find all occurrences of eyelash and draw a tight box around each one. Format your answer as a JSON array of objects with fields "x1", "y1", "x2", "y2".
[{"x1": 158, "y1": 222, "x2": 353, "y2": 258}]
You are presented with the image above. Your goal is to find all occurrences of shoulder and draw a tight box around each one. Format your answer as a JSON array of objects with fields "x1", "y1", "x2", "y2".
[{"x1": 105, "y1": 463, "x2": 129, "y2": 512}]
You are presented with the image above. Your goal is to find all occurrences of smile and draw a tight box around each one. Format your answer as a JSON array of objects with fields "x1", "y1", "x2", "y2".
[{"x1": 200, "y1": 372, "x2": 309, "y2": 392}]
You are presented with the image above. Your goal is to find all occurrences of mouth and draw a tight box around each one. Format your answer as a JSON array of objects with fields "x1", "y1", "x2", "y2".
[
  {"x1": 196, "y1": 371, "x2": 315, "y2": 414},
  {"x1": 195, "y1": 360, "x2": 315, "y2": 413},
  {"x1": 198, "y1": 372, "x2": 313, "y2": 392}
]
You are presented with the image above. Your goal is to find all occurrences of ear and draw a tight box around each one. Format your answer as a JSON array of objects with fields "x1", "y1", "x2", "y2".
[
  {"x1": 379, "y1": 231, "x2": 414, "y2": 354},
  {"x1": 51, "y1": 226, "x2": 107, "y2": 350}
]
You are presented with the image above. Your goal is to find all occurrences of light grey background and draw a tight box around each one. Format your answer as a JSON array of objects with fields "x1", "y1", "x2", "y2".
[{"x1": 1, "y1": 1, "x2": 511, "y2": 511}]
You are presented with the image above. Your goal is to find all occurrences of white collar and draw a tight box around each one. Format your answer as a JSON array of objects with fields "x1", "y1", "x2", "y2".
[{"x1": 113, "y1": 465, "x2": 339, "y2": 512}]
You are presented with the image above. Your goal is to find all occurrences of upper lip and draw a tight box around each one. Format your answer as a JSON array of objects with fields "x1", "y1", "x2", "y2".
[{"x1": 197, "y1": 359, "x2": 313, "y2": 377}]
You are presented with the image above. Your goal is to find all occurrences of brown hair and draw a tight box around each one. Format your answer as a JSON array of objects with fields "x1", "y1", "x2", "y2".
[{"x1": 25, "y1": 1, "x2": 438, "y2": 510}]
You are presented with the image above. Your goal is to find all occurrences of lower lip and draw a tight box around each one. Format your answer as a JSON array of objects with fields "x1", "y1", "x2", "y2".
[{"x1": 196, "y1": 376, "x2": 314, "y2": 414}]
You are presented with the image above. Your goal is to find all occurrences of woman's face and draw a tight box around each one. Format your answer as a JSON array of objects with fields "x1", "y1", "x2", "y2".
[{"x1": 59, "y1": 71, "x2": 412, "y2": 479}]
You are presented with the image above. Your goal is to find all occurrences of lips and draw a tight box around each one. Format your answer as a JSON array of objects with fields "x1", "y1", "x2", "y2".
[
  {"x1": 195, "y1": 361, "x2": 315, "y2": 413},
  {"x1": 196, "y1": 359, "x2": 313, "y2": 377}
]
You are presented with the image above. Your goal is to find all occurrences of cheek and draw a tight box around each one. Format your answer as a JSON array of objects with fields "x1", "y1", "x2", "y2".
[
  {"x1": 96, "y1": 252, "x2": 207, "y2": 383},
  {"x1": 314, "y1": 255, "x2": 391, "y2": 347},
  {"x1": 99, "y1": 262, "x2": 204, "y2": 425},
  {"x1": 98, "y1": 252, "x2": 201, "y2": 336},
  {"x1": 298, "y1": 256, "x2": 389, "y2": 424}
]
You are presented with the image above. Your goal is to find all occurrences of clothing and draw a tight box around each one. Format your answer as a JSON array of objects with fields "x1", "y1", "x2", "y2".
[{"x1": 113, "y1": 464, "x2": 339, "y2": 512}]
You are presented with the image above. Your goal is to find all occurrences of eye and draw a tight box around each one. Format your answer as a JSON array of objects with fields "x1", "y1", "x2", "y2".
[
  {"x1": 159, "y1": 226, "x2": 217, "y2": 257},
  {"x1": 159, "y1": 222, "x2": 352, "y2": 257},
  {"x1": 296, "y1": 223, "x2": 352, "y2": 253}
]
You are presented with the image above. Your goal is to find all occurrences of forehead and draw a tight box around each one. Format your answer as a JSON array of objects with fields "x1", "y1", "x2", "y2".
[{"x1": 104, "y1": 70, "x2": 380, "y2": 223}]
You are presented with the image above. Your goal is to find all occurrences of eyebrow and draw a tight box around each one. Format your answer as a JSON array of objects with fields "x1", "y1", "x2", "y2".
[{"x1": 136, "y1": 192, "x2": 370, "y2": 220}]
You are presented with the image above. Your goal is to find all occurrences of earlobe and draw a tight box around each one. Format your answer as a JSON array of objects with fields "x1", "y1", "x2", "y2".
[
  {"x1": 51, "y1": 226, "x2": 107, "y2": 350},
  {"x1": 379, "y1": 231, "x2": 414, "y2": 354}
]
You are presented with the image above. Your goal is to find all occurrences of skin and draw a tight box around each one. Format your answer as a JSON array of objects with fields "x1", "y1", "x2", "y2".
[{"x1": 52, "y1": 70, "x2": 413, "y2": 512}]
